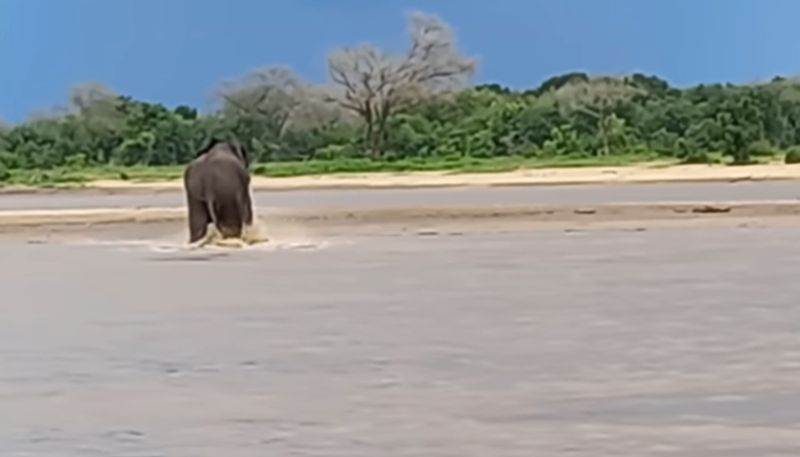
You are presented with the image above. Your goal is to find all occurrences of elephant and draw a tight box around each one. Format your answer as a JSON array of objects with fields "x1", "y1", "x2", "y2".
[{"x1": 182, "y1": 137, "x2": 254, "y2": 243}]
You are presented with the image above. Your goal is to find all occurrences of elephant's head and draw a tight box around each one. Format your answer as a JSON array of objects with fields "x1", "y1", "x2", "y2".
[{"x1": 197, "y1": 137, "x2": 250, "y2": 168}]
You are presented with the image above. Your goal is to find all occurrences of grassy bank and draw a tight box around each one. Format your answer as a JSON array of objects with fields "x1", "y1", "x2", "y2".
[
  {"x1": 2, "y1": 150, "x2": 793, "y2": 189},
  {"x1": 0, "y1": 154, "x2": 681, "y2": 188}
]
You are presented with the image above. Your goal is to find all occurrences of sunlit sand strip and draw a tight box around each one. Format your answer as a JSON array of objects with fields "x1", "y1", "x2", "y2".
[
  {"x1": 6, "y1": 163, "x2": 800, "y2": 195},
  {"x1": 77, "y1": 163, "x2": 800, "y2": 190}
]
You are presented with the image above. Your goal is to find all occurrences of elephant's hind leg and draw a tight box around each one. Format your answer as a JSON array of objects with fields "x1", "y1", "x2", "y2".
[
  {"x1": 213, "y1": 199, "x2": 245, "y2": 239},
  {"x1": 187, "y1": 197, "x2": 211, "y2": 243},
  {"x1": 242, "y1": 190, "x2": 254, "y2": 227}
]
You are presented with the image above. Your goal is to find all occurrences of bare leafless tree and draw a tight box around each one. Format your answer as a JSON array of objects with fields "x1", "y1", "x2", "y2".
[
  {"x1": 216, "y1": 66, "x2": 342, "y2": 139},
  {"x1": 325, "y1": 10, "x2": 477, "y2": 157},
  {"x1": 64, "y1": 82, "x2": 126, "y2": 131},
  {"x1": 68, "y1": 82, "x2": 118, "y2": 114},
  {"x1": 25, "y1": 103, "x2": 69, "y2": 123},
  {"x1": 216, "y1": 66, "x2": 303, "y2": 138}
]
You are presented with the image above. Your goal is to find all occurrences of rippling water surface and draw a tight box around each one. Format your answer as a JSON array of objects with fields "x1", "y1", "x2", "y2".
[{"x1": 3, "y1": 226, "x2": 800, "y2": 456}]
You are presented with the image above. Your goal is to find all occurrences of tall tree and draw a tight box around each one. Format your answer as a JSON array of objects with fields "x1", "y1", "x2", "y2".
[
  {"x1": 216, "y1": 66, "x2": 346, "y2": 161},
  {"x1": 547, "y1": 76, "x2": 643, "y2": 155},
  {"x1": 325, "y1": 10, "x2": 477, "y2": 158},
  {"x1": 216, "y1": 66, "x2": 308, "y2": 139}
]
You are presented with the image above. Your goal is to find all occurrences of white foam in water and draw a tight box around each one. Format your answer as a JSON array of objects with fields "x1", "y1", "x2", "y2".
[
  {"x1": 66, "y1": 218, "x2": 331, "y2": 254},
  {"x1": 187, "y1": 219, "x2": 331, "y2": 252}
]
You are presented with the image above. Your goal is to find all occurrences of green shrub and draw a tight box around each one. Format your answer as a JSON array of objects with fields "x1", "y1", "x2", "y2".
[
  {"x1": 64, "y1": 153, "x2": 88, "y2": 169},
  {"x1": 681, "y1": 151, "x2": 715, "y2": 164},
  {"x1": 676, "y1": 139, "x2": 714, "y2": 164},
  {"x1": 784, "y1": 146, "x2": 800, "y2": 164},
  {"x1": 0, "y1": 163, "x2": 10, "y2": 182},
  {"x1": 746, "y1": 140, "x2": 777, "y2": 158},
  {"x1": 314, "y1": 143, "x2": 358, "y2": 160},
  {"x1": 0, "y1": 151, "x2": 17, "y2": 168}
]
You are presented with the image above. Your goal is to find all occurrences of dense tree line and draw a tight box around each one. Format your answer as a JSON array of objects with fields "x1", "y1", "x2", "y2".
[{"x1": 3, "y1": 11, "x2": 800, "y2": 182}]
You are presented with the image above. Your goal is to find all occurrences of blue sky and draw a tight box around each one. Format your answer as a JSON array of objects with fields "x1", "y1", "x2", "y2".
[{"x1": 2, "y1": 0, "x2": 799, "y2": 122}]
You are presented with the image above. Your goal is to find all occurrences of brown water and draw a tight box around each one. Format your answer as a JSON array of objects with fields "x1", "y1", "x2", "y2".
[{"x1": 3, "y1": 225, "x2": 800, "y2": 456}]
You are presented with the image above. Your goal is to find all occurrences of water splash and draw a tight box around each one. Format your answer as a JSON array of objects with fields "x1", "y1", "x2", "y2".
[
  {"x1": 65, "y1": 216, "x2": 330, "y2": 254},
  {"x1": 191, "y1": 221, "x2": 270, "y2": 249}
]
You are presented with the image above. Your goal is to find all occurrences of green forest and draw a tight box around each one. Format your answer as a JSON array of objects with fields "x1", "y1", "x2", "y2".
[{"x1": 2, "y1": 11, "x2": 800, "y2": 186}]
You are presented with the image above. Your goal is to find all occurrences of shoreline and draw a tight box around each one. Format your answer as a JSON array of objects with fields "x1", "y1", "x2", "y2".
[
  {"x1": 4, "y1": 163, "x2": 800, "y2": 195},
  {"x1": 2, "y1": 200, "x2": 800, "y2": 234}
]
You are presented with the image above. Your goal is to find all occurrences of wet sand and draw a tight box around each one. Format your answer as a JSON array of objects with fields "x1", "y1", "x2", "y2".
[
  {"x1": 3, "y1": 180, "x2": 800, "y2": 211},
  {"x1": 4, "y1": 199, "x2": 800, "y2": 243},
  {"x1": 3, "y1": 225, "x2": 800, "y2": 456},
  {"x1": 4, "y1": 180, "x2": 800, "y2": 239}
]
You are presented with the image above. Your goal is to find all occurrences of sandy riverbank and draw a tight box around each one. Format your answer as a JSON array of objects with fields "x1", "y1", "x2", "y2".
[
  {"x1": 3, "y1": 201, "x2": 800, "y2": 239},
  {"x1": 5, "y1": 163, "x2": 800, "y2": 195}
]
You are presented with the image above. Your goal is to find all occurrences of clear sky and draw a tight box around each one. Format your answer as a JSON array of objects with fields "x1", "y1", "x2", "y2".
[{"x1": 2, "y1": 0, "x2": 799, "y2": 122}]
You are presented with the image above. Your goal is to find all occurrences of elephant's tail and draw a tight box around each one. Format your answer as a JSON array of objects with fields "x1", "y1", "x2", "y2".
[{"x1": 206, "y1": 199, "x2": 219, "y2": 226}]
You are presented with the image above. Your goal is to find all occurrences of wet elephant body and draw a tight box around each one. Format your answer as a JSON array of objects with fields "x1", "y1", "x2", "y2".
[{"x1": 183, "y1": 139, "x2": 254, "y2": 243}]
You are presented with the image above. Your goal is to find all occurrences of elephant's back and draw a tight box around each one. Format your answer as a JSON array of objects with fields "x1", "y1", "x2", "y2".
[{"x1": 184, "y1": 153, "x2": 249, "y2": 199}]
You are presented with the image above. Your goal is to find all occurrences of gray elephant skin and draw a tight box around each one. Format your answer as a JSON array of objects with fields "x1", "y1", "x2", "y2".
[{"x1": 182, "y1": 138, "x2": 254, "y2": 243}]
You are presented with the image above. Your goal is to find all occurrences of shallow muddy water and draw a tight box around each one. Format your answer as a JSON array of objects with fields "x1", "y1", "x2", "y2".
[{"x1": 2, "y1": 225, "x2": 800, "y2": 456}]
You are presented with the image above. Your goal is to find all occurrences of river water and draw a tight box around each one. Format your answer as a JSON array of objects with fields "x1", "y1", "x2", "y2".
[
  {"x1": 4, "y1": 180, "x2": 800, "y2": 211},
  {"x1": 2, "y1": 225, "x2": 800, "y2": 456}
]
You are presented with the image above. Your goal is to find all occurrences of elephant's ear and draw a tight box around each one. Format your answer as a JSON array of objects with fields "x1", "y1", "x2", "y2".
[
  {"x1": 238, "y1": 141, "x2": 251, "y2": 168},
  {"x1": 196, "y1": 136, "x2": 221, "y2": 157}
]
